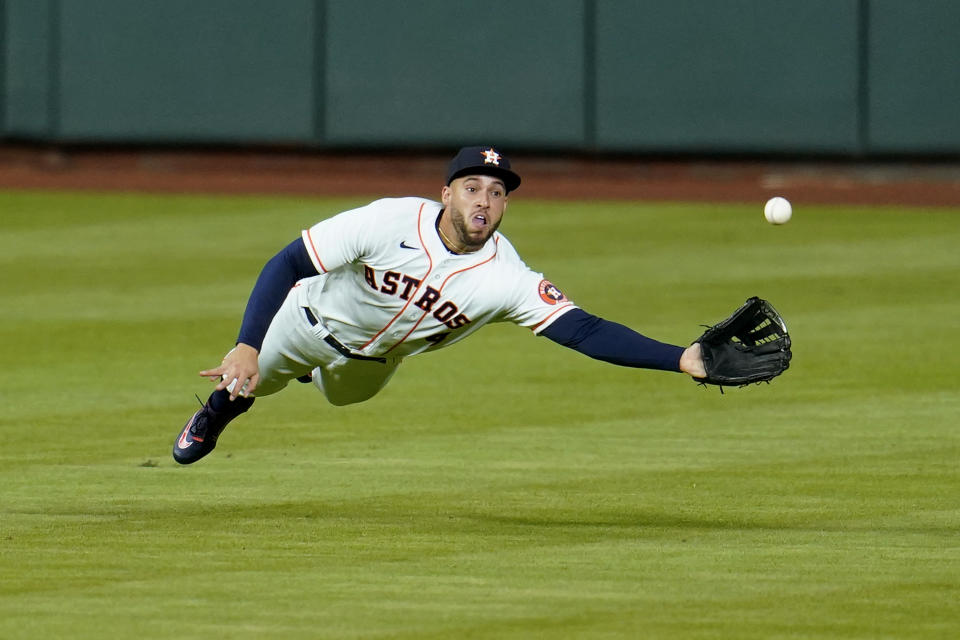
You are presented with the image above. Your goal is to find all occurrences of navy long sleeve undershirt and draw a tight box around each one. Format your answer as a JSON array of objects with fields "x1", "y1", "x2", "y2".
[
  {"x1": 540, "y1": 309, "x2": 685, "y2": 372},
  {"x1": 236, "y1": 239, "x2": 319, "y2": 351},
  {"x1": 236, "y1": 239, "x2": 684, "y2": 372}
]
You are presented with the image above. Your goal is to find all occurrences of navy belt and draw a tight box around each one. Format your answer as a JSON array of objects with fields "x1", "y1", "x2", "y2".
[{"x1": 303, "y1": 307, "x2": 387, "y2": 363}]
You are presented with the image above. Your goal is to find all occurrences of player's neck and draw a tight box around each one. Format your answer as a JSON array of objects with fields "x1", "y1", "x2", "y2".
[{"x1": 436, "y1": 210, "x2": 472, "y2": 255}]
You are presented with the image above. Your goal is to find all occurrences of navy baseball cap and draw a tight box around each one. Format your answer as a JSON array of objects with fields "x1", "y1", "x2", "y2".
[{"x1": 446, "y1": 146, "x2": 521, "y2": 193}]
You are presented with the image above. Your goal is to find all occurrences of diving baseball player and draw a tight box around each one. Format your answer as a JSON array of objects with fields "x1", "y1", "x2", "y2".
[{"x1": 173, "y1": 146, "x2": 708, "y2": 464}]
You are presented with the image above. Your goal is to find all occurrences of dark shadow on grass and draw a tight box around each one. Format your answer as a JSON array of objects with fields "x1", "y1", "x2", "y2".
[
  {"x1": 106, "y1": 500, "x2": 800, "y2": 537},
  {"x1": 463, "y1": 511, "x2": 769, "y2": 533},
  {"x1": 29, "y1": 499, "x2": 956, "y2": 539}
]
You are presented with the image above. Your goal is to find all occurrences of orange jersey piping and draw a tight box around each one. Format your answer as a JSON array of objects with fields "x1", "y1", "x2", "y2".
[
  {"x1": 531, "y1": 301, "x2": 576, "y2": 333},
  {"x1": 359, "y1": 202, "x2": 433, "y2": 350},
  {"x1": 303, "y1": 228, "x2": 328, "y2": 273},
  {"x1": 383, "y1": 236, "x2": 500, "y2": 354}
]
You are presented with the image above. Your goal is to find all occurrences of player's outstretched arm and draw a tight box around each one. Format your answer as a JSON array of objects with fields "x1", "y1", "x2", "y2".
[{"x1": 541, "y1": 308, "x2": 706, "y2": 378}]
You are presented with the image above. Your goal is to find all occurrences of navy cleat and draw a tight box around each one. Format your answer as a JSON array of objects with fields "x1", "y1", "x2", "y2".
[{"x1": 172, "y1": 394, "x2": 254, "y2": 465}]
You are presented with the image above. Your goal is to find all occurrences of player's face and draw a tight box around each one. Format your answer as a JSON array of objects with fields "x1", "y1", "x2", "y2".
[{"x1": 440, "y1": 175, "x2": 508, "y2": 252}]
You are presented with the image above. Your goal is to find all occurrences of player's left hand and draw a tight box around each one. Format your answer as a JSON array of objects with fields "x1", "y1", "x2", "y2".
[
  {"x1": 200, "y1": 343, "x2": 261, "y2": 400},
  {"x1": 693, "y1": 296, "x2": 792, "y2": 387},
  {"x1": 679, "y1": 342, "x2": 706, "y2": 378}
]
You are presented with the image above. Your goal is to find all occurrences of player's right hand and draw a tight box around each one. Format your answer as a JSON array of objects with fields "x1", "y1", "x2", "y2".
[{"x1": 200, "y1": 343, "x2": 261, "y2": 400}]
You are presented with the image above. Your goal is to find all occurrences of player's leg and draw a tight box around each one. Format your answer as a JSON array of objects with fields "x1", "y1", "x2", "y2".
[{"x1": 311, "y1": 356, "x2": 401, "y2": 406}]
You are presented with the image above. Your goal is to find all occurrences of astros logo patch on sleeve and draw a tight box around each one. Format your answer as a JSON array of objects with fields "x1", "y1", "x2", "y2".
[{"x1": 538, "y1": 280, "x2": 568, "y2": 305}]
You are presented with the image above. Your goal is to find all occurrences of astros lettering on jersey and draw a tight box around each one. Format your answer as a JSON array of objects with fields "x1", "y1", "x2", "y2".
[{"x1": 299, "y1": 197, "x2": 576, "y2": 359}]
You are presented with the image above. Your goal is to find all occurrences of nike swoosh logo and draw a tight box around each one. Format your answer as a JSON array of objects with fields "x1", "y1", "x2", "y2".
[
  {"x1": 177, "y1": 414, "x2": 201, "y2": 448},
  {"x1": 399, "y1": 241, "x2": 419, "y2": 250},
  {"x1": 177, "y1": 426, "x2": 193, "y2": 449}
]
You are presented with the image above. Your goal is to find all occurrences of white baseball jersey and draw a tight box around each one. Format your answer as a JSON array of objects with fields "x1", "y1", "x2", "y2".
[{"x1": 297, "y1": 197, "x2": 577, "y2": 359}]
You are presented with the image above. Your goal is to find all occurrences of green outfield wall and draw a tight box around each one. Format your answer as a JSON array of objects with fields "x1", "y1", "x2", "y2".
[{"x1": 1, "y1": 0, "x2": 958, "y2": 155}]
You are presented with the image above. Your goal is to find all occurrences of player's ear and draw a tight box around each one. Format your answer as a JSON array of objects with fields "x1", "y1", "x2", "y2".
[{"x1": 441, "y1": 185, "x2": 451, "y2": 205}]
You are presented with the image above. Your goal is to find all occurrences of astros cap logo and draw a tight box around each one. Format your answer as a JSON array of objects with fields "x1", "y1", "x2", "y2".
[
  {"x1": 446, "y1": 146, "x2": 521, "y2": 193},
  {"x1": 481, "y1": 148, "x2": 502, "y2": 166}
]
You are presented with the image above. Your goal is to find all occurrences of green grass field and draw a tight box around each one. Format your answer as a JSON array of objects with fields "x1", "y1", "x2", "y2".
[{"x1": 1, "y1": 189, "x2": 958, "y2": 639}]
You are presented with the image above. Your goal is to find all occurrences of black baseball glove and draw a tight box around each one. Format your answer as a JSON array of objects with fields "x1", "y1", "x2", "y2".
[{"x1": 694, "y1": 297, "x2": 792, "y2": 388}]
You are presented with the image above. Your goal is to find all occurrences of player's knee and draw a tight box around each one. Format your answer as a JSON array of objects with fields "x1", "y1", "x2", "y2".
[
  {"x1": 312, "y1": 375, "x2": 379, "y2": 406},
  {"x1": 319, "y1": 387, "x2": 378, "y2": 406}
]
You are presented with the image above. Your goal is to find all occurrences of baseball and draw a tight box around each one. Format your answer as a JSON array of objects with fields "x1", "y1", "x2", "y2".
[{"x1": 764, "y1": 197, "x2": 792, "y2": 225}]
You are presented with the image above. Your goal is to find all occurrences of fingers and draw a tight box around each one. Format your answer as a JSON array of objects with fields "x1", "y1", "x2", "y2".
[
  {"x1": 198, "y1": 345, "x2": 261, "y2": 400},
  {"x1": 198, "y1": 366, "x2": 232, "y2": 391},
  {"x1": 199, "y1": 365, "x2": 225, "y2": 382},
  {"x1": 221, "y1": 371, "x2": 258, "y2": 400},
  {"x1": 218, "y1": 375, "x2": 235, "y2": 395},
  {"x1": 198, "y1": 365, "x2": 258, "y2": 399},
  {"x1": 242, "y1": 374, "x2": 260, "y2": 398}
]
